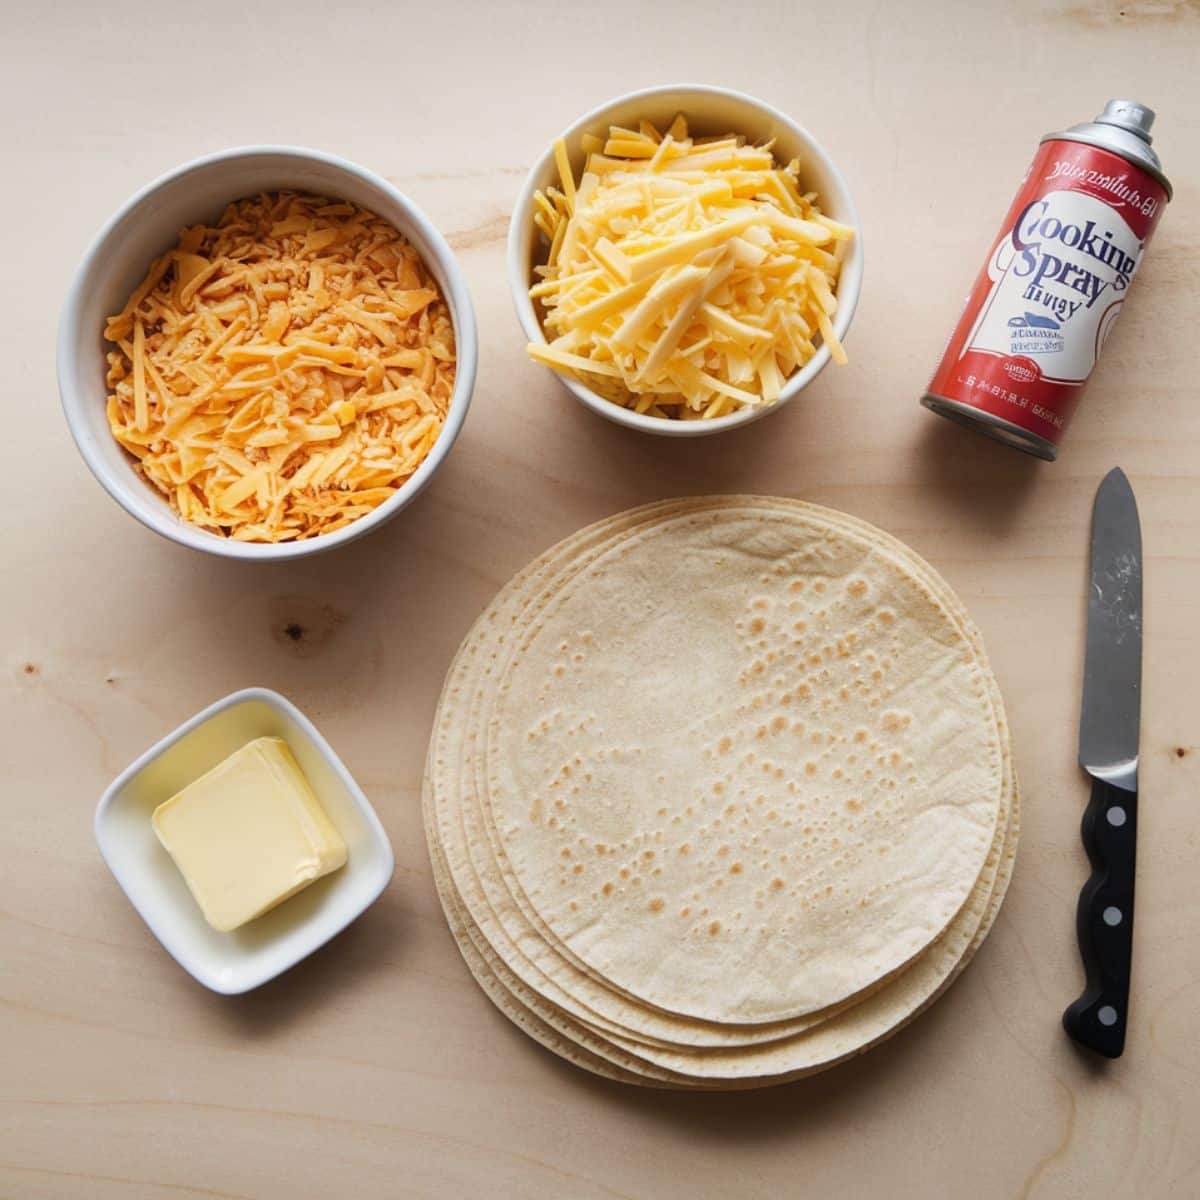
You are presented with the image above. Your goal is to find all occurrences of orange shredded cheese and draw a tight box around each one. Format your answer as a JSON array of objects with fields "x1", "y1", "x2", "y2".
[
  {"x1": 526, "y1": 117, "x2": 854, "y2": 420},
  {"x1": 104, "y1": 192, "x2": 456, "y2": 542}
]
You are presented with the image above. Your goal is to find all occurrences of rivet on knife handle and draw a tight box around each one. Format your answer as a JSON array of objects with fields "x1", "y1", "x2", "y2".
[{"x1": 1062, "y1": 776, "x2": 1137, "y2": 1058}]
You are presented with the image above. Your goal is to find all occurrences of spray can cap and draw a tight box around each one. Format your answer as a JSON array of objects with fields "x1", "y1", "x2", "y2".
[{"x1": 1096, "y1": 99, "x2": 1156, "y2": 144}]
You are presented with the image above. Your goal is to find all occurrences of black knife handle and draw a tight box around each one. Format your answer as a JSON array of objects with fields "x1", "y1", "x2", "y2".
[{"x1": 1063, "y1": 776, "x2": 1138, "y2": 1058}]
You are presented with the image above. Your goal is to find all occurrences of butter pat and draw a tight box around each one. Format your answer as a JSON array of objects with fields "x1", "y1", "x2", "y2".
[{"x1": 153, "y1": 736, "x2": 347, "y2": 932}]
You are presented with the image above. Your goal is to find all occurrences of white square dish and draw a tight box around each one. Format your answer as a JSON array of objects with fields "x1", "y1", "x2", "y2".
[{"x1": 94, "y1": 687, "x2": 394, "y2": 993}]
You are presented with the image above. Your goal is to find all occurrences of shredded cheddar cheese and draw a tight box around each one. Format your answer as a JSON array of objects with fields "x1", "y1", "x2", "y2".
[
  {"x1": 104, "y1": 192, "x2": 456, "y2": 542},
  {"x1": 526, "y1": 118, "x2": 854, "y2": 419}
]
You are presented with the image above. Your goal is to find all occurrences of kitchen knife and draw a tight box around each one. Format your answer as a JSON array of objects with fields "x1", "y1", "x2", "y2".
[{"x1": 1063, "y1": 467, "x2": 1143, "y2": 1058}]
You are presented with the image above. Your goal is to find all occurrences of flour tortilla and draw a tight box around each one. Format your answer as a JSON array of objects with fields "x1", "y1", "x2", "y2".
[
  {"x1": 427, "y1": 501, "x2": 1008, "y2": 1027},
  {"x1": 432, "y1": 501, "x2": 881, "y2": 1049},
  {"x1": 434, "y1": 499, "x2": 950, "y2": 1049},
  {"x1": 424, "y1": 498, "x2": 1017, "y2": 1084},
  {"x1": 428, "y1": 774, "x2": 1015, "y2": 1085},
  {"x1": 480, "y1": 502, "x2": 1004, "y2": 1023},
  {"x1": 427, "y1": 504, "x2": 1017, "y2": 1080}
]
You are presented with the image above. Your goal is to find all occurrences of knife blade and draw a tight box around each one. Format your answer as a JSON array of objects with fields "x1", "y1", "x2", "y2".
[{"x1": 1063, "y1": 467, "x2": 1143, "y2": 1058}]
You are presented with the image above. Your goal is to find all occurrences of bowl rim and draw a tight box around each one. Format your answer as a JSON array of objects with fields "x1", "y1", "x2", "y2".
[
  {"x1": 58, "y1": 143, "x2": 478, "y2": 561},
  {"x1": 506, "y1": 83, "x2": 863, "y2": 438},
  {"x1": 93, "y1": 685, "x2": 395, "y2": 993}
]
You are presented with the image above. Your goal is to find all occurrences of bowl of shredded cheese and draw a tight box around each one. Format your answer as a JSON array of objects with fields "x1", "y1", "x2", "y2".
[
  {"x1": 59, "y1": 146, "x2": 477, "y2": 558},
  {"x1": 508, "y1": 85, "x2": 862, "y2": 436}
]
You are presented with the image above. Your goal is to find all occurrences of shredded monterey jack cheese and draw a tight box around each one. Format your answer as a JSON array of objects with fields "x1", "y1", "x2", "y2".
[{"x1": 528, "y1": 117, "x2": 853, "y2": 420}]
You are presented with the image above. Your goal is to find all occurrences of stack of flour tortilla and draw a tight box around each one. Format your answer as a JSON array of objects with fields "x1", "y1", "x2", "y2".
[{"x1": 424, "y1": 497, "x2": 1018, "y2": 1088}]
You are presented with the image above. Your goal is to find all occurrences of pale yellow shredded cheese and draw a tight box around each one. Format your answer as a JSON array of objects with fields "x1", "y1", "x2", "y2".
[
  {"x1": 526, "y1": 118, "x2": 854, "y2": 419},
  {"x1": 104, "y1": 192, "x2": 456, "y2": 542}
]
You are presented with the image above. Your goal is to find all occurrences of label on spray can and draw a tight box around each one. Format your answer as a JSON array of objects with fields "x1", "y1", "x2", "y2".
[{"x1": 926, "y1": 139, "x2": 1167, "y2": 450}]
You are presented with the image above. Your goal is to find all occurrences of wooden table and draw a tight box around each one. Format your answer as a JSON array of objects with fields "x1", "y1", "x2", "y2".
[{"x1": 4, "y1": 2, "x2": 1198, "y2": 1196}]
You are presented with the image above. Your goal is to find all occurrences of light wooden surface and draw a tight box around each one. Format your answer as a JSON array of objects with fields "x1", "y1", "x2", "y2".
[{"x1": 3, "y1": 2, "x2": 1199, "y2": 1197}]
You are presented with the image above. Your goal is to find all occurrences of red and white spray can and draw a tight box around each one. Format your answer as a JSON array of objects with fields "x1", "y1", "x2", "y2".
[{"x1": 922, "y1": 100, "x2": 1171, "y2": 460}]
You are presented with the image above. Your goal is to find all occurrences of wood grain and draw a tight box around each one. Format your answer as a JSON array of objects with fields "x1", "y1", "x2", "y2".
[{"x1": 2, "y1": 0, "x2": 1198, "y2": 1196}]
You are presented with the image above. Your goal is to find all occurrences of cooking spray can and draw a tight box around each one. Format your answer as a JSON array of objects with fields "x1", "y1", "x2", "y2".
[{"x1": 921, "y1": 100, "x2": 1171, "y2": 460}]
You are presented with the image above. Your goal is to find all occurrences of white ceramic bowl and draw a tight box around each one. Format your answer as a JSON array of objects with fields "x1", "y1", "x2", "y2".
[
  {"x1": 59, "y1": 146, "x2": 478, "y2": 560},
  {"x1": 508, "y1": 85, "x2": 863, "y2": 437},
  {"x1": 94, "y1": 687, "x2": 394, "y2": 993}
]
